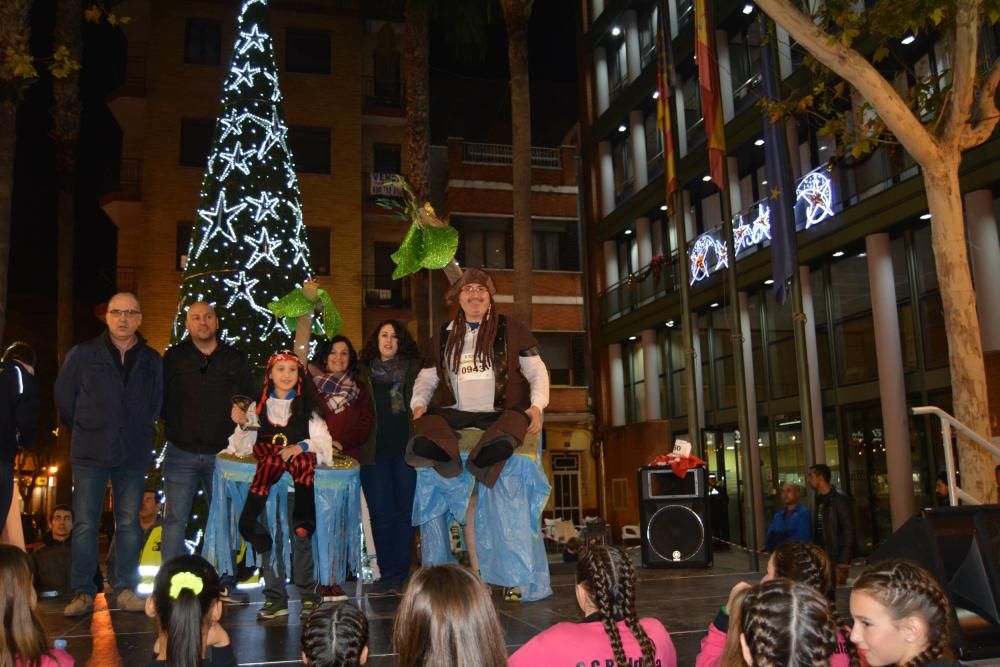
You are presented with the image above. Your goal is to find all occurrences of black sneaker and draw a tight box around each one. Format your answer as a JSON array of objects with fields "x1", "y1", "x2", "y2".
[
  {"x1": 256, "y1": 600, "x2": 288, "y2": 620},
  {"x1": 300, "y1": 599, "x2": 320, "y2": 619}
]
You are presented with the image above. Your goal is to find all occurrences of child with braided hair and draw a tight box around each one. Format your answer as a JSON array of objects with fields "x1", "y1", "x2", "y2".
[
  {"x1": 696, "y1": 542, "x2": 860, "y2": 667},
  {"x1": 301, "y1": 602, "x2": 369, "y2": 666},
  {"x1": 145, "y1": 555, "x2": 236, "y2": 667},
  {"x1": 509, "y1": 544, "x2": 677, "y2": 667},
  {"x1": 849, "y1": 560, "x2": 960, "y2": 667},
  {"x1": 739, "y1": 579, "x2": 843, "y2": 666}
]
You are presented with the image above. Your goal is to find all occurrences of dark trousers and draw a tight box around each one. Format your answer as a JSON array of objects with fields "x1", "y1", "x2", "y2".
[
  {"x1": 408, "y1": 408, "x2": 529, "y2": 486},
  {"x1": 361, "y1": 455, "x2": 416, "y2": 583},
  {"x1": 0, "y1": 461, "x2": 12, "y2": 536},
  {"x1": 261, "y1": 491, "x2": 319, "y2": 605}
]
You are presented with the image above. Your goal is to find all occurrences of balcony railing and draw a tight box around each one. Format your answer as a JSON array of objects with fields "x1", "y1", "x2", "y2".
[
  {"x1": 461, "y1": 142, "x2": 561, "y2": 169},
  {"x1": 363, "y1": 274, "x2": 411, "y2": 309},
  {"x1": 600, "y1": 253, "x2": 680, "y2": 322}
]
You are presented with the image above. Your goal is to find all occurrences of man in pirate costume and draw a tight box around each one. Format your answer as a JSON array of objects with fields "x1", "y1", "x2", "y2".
[{"x1": 407, "y1": 268, "x2": 549, "y2": 487}]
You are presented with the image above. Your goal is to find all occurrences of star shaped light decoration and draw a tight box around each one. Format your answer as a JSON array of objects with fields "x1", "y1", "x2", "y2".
[
  {"x1": 243, "y1": 227, "x2": 283, "y2": 268},
  {"x1": 237, "y1": 24, "x2": 267, "y2": 54},
  {"x1": 192, "y1": 190, "x2": 247, "y2": 260},
  {"x1": 246, "y1": 191, "x2": 280, "y2": 222}
]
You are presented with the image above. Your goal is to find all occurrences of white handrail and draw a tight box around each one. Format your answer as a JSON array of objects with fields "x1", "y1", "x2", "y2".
[{"x1": 911, "y1": 405, "x2": 1000, "y2": 506}]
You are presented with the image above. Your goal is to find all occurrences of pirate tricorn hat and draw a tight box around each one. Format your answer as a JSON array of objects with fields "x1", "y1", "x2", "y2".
[{"x1": 445, "y1": 267, "x2": 497, "y2": 303}]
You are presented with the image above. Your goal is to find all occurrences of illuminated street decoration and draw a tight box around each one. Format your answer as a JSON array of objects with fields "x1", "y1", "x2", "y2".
[
  {"x1": 796, "y1": 169, "x2": 834, "y2": 227},
  {"x1": 732, "y1": 203, "x2": 771, "y2": 255},
  {"x1": 172, "y1": 0, "x2": 313, "y2": 370},
  {"x1": 690, "y1": 234, "x2": 717, "y2": 284}
]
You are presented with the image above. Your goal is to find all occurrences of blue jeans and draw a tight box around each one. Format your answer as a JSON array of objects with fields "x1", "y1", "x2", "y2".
[
  {"x1": 361, "y1": 455, "x2": 416, "y2": 583},
  {"x1": 161, "y1": 444, "x2": 217, "y2": 563},
  {"x1": 71, "y1": 464, "x2": 145, "y2": 595}
]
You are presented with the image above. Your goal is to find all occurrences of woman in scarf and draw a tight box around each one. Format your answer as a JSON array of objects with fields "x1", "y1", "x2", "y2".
[
  {"x1": 310, "y1": 335, "x2": 373, "y2": 602},
  {"x1": 357, "y1": 320, "x2": 421, "y2": 595}
]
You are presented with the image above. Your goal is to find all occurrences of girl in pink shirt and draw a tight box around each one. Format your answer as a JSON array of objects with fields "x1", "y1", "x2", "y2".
[
  {"x1": 509, "y1": 544, "x2": 678, "y2": 667},
  {"x1": 0, "y1": 545, "x2": 74, "y2": 666}
]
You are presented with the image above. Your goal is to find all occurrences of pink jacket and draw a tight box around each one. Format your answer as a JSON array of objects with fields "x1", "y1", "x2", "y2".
[
  {"x1": 694, "y1": 615, "x2": 856, "y2": 667},
  {"x1": 509, "y1": 617, "x2": 677, "y2": 667}
]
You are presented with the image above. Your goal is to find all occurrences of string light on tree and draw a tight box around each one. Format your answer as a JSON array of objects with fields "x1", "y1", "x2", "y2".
[{"x1": 172, "y1": 0, "x2": 314, "y2": 372}]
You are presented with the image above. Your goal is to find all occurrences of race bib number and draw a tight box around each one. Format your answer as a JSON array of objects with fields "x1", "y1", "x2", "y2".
[{"x1": 456, "y1": 352, "x2": 493, "y2": 383}]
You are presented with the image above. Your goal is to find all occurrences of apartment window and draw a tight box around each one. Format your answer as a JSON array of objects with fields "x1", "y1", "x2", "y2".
[
  {"x1": 765, "y1": 288, "x2": 798, "y2": 398},
  {"x1": 612, "y1": 138, "x2": 632, "y2": 197},
  {"x1": 829, "y1": 254, "x2": 877, "y2": 384},
  {"x1": 681, "y1": 71, "x2": 704, "y2": 147},
  {"x1": 644, "y1": 112, "x2": 663, "y2": 173},
  {"x1": 535, "y1": 332, "x2": 587, "y2": 386},
  {"x1": 373, "y1": 143, "x2": 401, "y2": 174},
  {"x1": 624, "y1": 339, "x2": 646, "y2": 423},
  {"x1": 712, "y1": 305, "x2": 736, "y2": 408},
  {"x1": 533, "y1": 219, "x2": 580, "y2": 271},
  {"x1": 665, "y1": 328, "x2": 688, "y2": 417},
  {"x1": 307, "y1": 226, "x2": 331, "y2": 276},
  {"x1": 638, "y1": 5, "x2": 658, "y2": 68},
  {"x1": 176, "y1": 222, "x2": 194, "y2": 270},
  {"x1": 179, "y1": 118, "x2": 214, "y2": 167},
  {"x1": 729, "y1": 20, "x2": 763, "y2": 112},
  {"x1": 914, "y1": 225, "x2": 948, "y2": 368},
  {"x1": 286, "y1": 29, "x2": 331, "y2": 74},
  {"x1": 609, "y1": 40, "x2": 628, "y2": 96},
  {"x1": 456, "y1": 217, "x2": 512, "y2": 270},
  {"x1": 184, "y1": 18, "x2": 222, "y2": 66},
  {"x1": 288, "y1": 126, "x2": 331, "y2": 174}
]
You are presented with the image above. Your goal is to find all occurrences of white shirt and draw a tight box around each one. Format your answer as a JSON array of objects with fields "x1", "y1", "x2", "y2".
[
  {"x1": 411, "y1": 322, "x2": 550, "y2": 412},
  {"x1": 225, "y1": 397, "x2": 336, "y2": 466}
]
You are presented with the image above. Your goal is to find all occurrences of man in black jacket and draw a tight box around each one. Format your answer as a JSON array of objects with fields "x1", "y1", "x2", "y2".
[
  {"x1": 161, "y1": 301, "x2": 254, "y2": 564},
  {"x1": 808, "y1": 463, "x2": 856, "y2": 583},
  {"x1": 0, "y1": 341, "x2": 40, "y2": 537}
]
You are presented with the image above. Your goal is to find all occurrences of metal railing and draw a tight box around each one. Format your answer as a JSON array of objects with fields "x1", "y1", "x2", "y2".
[
  {"x1": 911, "y1": 406, "x2": 1000, "y2": 506},
  {"x1": 461, "y1": 142, "x2": 561, "y2": 169}
]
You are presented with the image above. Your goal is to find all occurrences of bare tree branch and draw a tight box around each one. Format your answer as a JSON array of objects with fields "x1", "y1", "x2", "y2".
[
  {"x1": 943, "y1": 0, "x2": 983, "y2": 147},
  {"x1": 755, "y1": 0, "x2": 939, "y2": 166},
  {"x1": 961, "y1": 55, "x2": 1000, "y2": 149}
]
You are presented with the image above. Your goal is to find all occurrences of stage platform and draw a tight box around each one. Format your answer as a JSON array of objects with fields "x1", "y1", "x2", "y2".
[{"x1": 36, "y1": 549, "x2": 760, "y2": 665}]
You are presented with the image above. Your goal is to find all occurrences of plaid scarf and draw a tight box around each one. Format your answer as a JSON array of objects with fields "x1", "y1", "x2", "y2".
[
  {"x1": 313, "y1": 371, "x2": 359, "y2": 415},
  {"x1": 369, "y1": 357, "x2": 407, "y2": 415}
]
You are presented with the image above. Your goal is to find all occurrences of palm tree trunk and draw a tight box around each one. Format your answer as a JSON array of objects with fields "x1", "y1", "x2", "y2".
[
  {"x1": 403, "y1": 0, "x2": 430, "y2": 204},
  {"x1": 0, "y1": 0, "x2": 34, "y2": 343},
  {"x1": 53, "y1": 0, "x2": 82, "y2": 364},
  {"x1": 0, "y1": 108, "x2": 16, "y2": 342},
  {"x1": 501, "y1": 0, "x2": 533, "y2": 326}
]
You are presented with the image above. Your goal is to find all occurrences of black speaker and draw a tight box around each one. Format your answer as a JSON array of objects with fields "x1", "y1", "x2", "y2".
[
  {"x1": 638, "y1": 466, "x2": 712, "y2": 568},
  {"x1": 870, "y1": 505, "x2": 1000, "y2": 660}
]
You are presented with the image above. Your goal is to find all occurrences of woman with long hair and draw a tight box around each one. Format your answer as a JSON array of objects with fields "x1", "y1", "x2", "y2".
[
  {"x1": 0, "y1": 544, "x2": 73, "y2": 666},
  {"x1": 357, "y1": 320, "x2": 421, "y2": 595},
  {"x1": 509, "y1": 544, "x2": 677, "y2": 667},
  {"x1": 146, "y1": 555, "x2": 234, "y2": 667},
  {"x1": 850, "y1": 560, "x2": 959, "y2": 667},
  {"x1": 392, "y1": 564, "x2": 506, "y2": 667}
]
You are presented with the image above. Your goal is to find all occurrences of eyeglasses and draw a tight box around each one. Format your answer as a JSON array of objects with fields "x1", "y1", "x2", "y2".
[
  {"x1": 460, "y1": 285, "x2": 489, "y2": 294},
  {"x1": 108, "y1": 309, "x2": 141, "y2": 319}
]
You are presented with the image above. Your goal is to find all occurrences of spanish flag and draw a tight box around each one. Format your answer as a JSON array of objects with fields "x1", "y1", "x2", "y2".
[
  {"x1": 655, "y1": 5, "x2": 678, "y2": 214},
  {"x1": 695, "y1": 0, "x2": 726, "y2": 188}
]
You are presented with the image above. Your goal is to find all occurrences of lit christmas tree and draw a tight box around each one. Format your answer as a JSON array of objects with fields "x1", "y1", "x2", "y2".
[{"x1": 171, "y1": 0, "x2": 312, "y2": 369}]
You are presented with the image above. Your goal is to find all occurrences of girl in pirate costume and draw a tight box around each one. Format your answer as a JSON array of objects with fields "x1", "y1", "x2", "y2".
[{"x1": 227, "y1": 351, "x2": 337, "y2": 554}]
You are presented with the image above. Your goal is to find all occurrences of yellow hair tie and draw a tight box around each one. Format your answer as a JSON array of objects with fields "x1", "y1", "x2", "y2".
[{"x1": 169, "y1": 571, "x2": 204, "y2": 599}]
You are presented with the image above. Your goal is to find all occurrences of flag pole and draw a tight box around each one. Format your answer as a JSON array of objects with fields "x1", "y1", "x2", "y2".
[
  {"x1": 657, "y1": 2, "x2": 701, "y2": 454},
  {"x1": 759, "y1": 15, "x2": 818, "y2": 467},
  {"x1": 696, "y1": 0, "x2": 759, "y2": 568}
]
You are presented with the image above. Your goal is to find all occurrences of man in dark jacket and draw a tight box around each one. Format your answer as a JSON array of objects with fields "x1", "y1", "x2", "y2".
[
  {"x1": 807, "y1": 463, "x2": 855, "y2": 583},
  {"x1": 54, "y1": 292, "x2": 162, "y2": 616},
  {"x1": 160, "y1": 301, "x2": 253, "y2": 564},
  {"x1": 0, "y1": 341, "x2": 40, "y2": 536}
]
